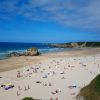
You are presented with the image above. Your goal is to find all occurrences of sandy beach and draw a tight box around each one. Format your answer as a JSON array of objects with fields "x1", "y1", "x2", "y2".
[
  {"x1": 0, "y1": 47, "x2": 100, "y2": 73},
  {"x1": 0, "y1": 48, "x2": 100, "y2": 100}
]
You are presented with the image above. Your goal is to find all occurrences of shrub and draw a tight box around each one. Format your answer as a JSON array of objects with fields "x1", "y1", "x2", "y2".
[
  {"x1": 77, "y1": 74, "x2": 100, "y2": 100},
  {"x1": 22, "y1": 97, "x2": 34, "y2": 100}
]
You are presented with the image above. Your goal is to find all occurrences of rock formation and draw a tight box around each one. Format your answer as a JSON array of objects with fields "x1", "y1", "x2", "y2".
[
  {"x1": 49, "y1": 42, "x2": 100, "y2": 48},
  {"x1": 7, "y1": 47, "x2": 39, "y2": 57},
  {"x1": 24, "y1": 48, "x2": 39, "y2": 56}
]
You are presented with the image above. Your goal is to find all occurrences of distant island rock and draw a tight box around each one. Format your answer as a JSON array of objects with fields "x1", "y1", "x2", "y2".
[
  {"x1": 49, "y1": 42, "x2": 100, "y2": 48},
  {"x1": 7, "y1": 47, "x2": 40, "y2": 57}
]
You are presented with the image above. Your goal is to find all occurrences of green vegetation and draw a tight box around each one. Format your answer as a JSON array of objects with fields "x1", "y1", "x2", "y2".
[
  {"x1": 49, "y1": 42, "x2": 100, "y2": 48},
  {"x1": 77, "y1": 74, "x2": 100, "y2": 100},
  {"x1": 78, "y1": 42, "x2": 100, "y2": 47},
  {"x1": 22, "y1": 97, "x2": 39, "y2": 100}
]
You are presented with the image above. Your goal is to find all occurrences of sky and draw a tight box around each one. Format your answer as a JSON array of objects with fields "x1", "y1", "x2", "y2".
[{"x1": 0, "y1": 0, "x2": 100, "y2": 43}]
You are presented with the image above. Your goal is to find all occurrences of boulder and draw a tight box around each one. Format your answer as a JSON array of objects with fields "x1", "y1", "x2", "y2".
[
  {"x1": 7, "y1": 52, "x2": 20, "y2": 57},
  {"x1": 25, "y1": 48, "x2": 39, "y2": 56}
]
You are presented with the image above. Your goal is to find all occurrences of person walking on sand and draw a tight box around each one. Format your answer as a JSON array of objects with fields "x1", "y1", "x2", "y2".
[
  {"x1": 18, "y1": 85, "x2": 22, "y2": 90},
  {"x1": 17, "y1": 91, "x2": 20, "y2": 96},
  {"x1": 55, "y1": 97, "x2": 59, "y2": 100},
  {"x1": 25, "y1": 86, "x2": 27, "y2": 91},
  {"x1": 28, "y1": 85, "x2": 30, "y2": 89},
  {"x1": 50, "y1": 97, "x2": 53, "y2": 100},
  {"x1": 49, "y1": 82, "x2": 52, "y2": 86}
]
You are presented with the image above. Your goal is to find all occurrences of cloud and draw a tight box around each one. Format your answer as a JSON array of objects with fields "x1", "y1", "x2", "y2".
[{"x1": 0, "y1": 0, "x2": 100, "y2": 31}]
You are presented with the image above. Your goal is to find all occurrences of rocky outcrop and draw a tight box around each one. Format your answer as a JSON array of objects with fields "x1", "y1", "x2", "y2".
[
  {"x1": 49, "y1": 42, "x2": 100, "y2": 48},
  {"x1": 49, "y1": 44, "x2": 68, "y2": 48},
  {"x1": 67, "y1": 43, "x2": 79, "y2": 48},
  {"x1": 49, "y1": 43, "x2": 79, "y2": 48},
  {"x1": 24, "y1": 48, "x2": 39, "y2": 56},
  {"x1": 7, "y1": 52, "x2": 21, "y2": 57},
  {"x1": 7, "y1": 47, "x2": 39, "y2": 57}
]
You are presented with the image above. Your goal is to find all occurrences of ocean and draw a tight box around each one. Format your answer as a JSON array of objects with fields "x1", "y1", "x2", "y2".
[{"x1": 0, "y1": 42, "x2": 79, "y2": 60}]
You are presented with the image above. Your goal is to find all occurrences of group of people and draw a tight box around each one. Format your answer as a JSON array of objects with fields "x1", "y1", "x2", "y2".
[{"x1": 17, "y1": 85, "x2": 30, "y2": 96}]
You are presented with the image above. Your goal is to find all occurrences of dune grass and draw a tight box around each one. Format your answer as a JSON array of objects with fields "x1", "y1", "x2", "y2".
[
  {"x1": 22, "y1": 97, "x2": 39, "y2": 100},
  {"x1": 77, "y1": 74, "x2": 100, "y2": 100}
]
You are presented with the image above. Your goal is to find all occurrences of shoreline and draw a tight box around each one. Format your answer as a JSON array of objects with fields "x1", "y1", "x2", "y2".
[{"x1": 0, "y1": 47, "x2": 100, "y2": 73}]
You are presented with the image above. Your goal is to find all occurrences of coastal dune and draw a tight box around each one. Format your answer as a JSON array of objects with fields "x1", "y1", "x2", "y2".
[{"x1": 0, "y1": 48, "x2": 100, "y2": 100}]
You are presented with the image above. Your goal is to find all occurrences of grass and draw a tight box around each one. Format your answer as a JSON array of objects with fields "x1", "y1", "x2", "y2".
[
  {"x1": 22, "y1": 97, "x2": 39, "y2": 100},
  {"x1": 77, "y1": 74, "x2": 100, "y2": 100}
]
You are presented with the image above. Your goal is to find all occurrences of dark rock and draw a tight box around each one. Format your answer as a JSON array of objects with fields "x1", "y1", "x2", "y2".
[{"x1": 7, "y1": 52, "x2": 20, "y2": 57}]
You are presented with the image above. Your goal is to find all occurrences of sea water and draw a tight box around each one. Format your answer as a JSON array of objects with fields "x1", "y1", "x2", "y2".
[{"x1": 0, "y1": 42, "x2": 80, "y2": 60}]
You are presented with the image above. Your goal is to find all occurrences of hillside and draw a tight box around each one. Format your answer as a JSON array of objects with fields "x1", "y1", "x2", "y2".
[
  {"x1": 77, "y1": 74, "x2": 100, "y2": 100},
  {"x1": 49, "y1": 42, "x2": 100, "y2": 48}
]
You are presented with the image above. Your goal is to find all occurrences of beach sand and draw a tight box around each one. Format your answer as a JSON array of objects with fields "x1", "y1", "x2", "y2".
[
  {"x1": 0, "y1": 47, "x2": 100, "y2": 73},
  {"x1": 0, "y1": 48, "x2": 100, "y2": 100}
]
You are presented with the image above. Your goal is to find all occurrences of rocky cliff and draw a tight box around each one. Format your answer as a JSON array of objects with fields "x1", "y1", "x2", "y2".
[{"x1": 49, "y1": 42, "x2": 100, "y2": 48}]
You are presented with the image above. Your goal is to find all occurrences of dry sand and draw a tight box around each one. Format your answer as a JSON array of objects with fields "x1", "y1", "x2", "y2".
[{"x1": 0, "y1": 48, "x2": 100, "y2": 100}]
